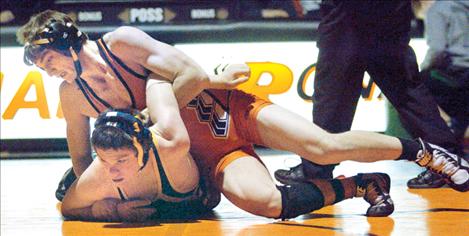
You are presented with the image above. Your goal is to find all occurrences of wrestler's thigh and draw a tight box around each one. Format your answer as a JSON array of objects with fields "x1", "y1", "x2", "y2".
[
  {"x1": 255, "y1": 104, "x2": 329, "y2": 154},
  {"x1": 220, "y1": 156, "x2": 281, "y2": 216}
]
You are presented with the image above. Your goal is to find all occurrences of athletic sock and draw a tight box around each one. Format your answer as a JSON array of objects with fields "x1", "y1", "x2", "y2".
[
  {"x1": 396, "y1": 138, "x2": 421, "y2": 161},
  {"x1": 310, "y1": 177, "x2": 357, "y2": 205}
]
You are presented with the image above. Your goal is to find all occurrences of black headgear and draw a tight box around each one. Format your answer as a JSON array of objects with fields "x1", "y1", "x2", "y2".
[
  {"x1": 94, "y1": 110, "x2": 153, "y2": 170},
  {"x1": 25, "y1": 20, "x2": 85, "y2": 76},
  {"x1": 31, "y1": 20, "x2": 84, "y2": 53}
]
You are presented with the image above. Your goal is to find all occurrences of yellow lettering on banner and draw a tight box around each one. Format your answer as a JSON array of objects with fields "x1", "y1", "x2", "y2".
[
  {"x1": 2, "y1": 71, "x2": 50, "y2": 119},
  {"x1": 297, "y1": 64, "x2": 316, "y2": 102},
  {"x1": 0, "y1": 72, "x2": 4, "y2": 91},
  {"x1": 237, "y1": 62, "x2": 293, "y2": 101}
]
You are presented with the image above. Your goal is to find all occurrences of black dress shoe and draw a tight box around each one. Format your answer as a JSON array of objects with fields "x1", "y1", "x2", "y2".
[
  {"x1": 274, "y1": 161, "x2": 335, "y2": 185},
  {"x1": 274, "y1": 164, "x2": 307, "y2": 185},
  {"x1": 407, "y1": 169, "x2": 447, "y2": 189}
]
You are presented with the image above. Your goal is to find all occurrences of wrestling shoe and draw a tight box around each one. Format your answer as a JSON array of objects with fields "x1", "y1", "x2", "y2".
[
  {"x1": 415, "y1": 139, "x2": 469, "y2": 192},
  {"x1": 407, "y1": 169, "x2": 447, "y2": 189},
  {"x1": 356, "y1": 173, "x2": 394, "y2": 217},
  {"x1": 55, "y1": 167, "x2": 77, "y2": 201},
  {"x1": 274, "y1": 161, "x2": 334, "y2": 185}
]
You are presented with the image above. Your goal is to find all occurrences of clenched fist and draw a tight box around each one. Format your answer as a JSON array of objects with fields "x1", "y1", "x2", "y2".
[
  {"x1": 117, "y1": 199, "x2": 156, "y2": 222},
  {"x1": 91, "y1": 198, "x2": 121, "y2": 222},
  {"x1": 211, "y1": 63, "x2": 250, "y2": 89}
]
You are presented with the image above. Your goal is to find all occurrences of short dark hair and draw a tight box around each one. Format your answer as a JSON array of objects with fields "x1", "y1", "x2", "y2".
[
  {"x1": 17, "y1": 10, "x2": 88, "y2": 65},
  {"x1": 91, "y1": 108, "x2": 149, "y2": 153},
  {"x1": 91, "y1": 125, "x2": 137, "y2": 152}
]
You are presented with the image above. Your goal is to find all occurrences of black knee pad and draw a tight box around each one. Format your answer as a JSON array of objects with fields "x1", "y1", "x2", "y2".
[{"x1": 277, "y1": 182, "x2": 325, "y2": 220}]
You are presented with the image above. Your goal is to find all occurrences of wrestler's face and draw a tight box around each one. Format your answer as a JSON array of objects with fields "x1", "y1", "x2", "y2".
[
  {"x1": 95, "y1": 147, "x2": 140, "y2": 184},
  {"x1": 35, "y1": 49, "x2": 76, "y2": 84}
]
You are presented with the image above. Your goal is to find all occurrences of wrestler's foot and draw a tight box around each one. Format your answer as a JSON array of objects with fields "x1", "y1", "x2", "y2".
[
  {"x1": 416, "y1": 139, "x2": 469, "y2": 192},
  {"x1": 356, "y1": 173, "x2": 394, "y2": 217},
  {"x1": 55, "y1": 167, "x2": 77, "y2": 201}
]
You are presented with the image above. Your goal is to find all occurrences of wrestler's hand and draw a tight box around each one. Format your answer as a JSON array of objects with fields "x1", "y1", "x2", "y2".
[
  {"x1": 117, "y1": 199, "x2": 156, "y2": 222},
  {"x1": 91, "y1": 198, "x2": 121, "y2": 222},
  {"x1": 210, "y1": 63, "x2": 250, "y2": 89},
  {"x1": 138, "y1": 108, "x2": 153, "y2": 125}
]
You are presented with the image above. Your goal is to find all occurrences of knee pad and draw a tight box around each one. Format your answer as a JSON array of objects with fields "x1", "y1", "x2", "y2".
[{"x1": 277, "y1": 182, "x2": 325, "y2": 220}]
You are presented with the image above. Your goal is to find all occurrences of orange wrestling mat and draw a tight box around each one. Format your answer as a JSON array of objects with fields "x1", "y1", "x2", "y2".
[{"x1": 1, "y1": 152, "x2": 468, "y2": 236}]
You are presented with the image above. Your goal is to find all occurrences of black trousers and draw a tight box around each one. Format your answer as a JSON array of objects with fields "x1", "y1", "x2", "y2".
[
  {"x1": 422, "y1": 67, "x2": 469, "y2": 144},
  {"x1": 422, "y1": 67, "x2": 469, "y2": 124},
  {"x1": 302, "y1": 24, "x2": 460, "y2": 171}
]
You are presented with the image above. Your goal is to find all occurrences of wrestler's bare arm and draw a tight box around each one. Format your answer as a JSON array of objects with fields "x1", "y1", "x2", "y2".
[
  {"x1": 145, "y1": 80, "x2": 199, "y2": 193},
  {"x1": 59, "y1": 82, "x2": 93, "y2": 176},
  {"x1": 145, "y1": 79, "x2": 189, "y2": 153},
  {"x1": 104, "y1": 26, "x2": 249, "y2": 107},
  {"x1": 61, "y1": 161, "x2": 156, "y2": 222},
  {"x1": 61, "y1": 160, "x2": 117, "y2": 221}
]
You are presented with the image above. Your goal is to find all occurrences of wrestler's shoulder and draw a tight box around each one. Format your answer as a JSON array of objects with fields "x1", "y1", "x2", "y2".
[
  {"x1": 59, "y1": 80, "x2": 78, "y2": 94},
  {"x1": 104, "y1": 26, "x2": 151, "y2": 46}
]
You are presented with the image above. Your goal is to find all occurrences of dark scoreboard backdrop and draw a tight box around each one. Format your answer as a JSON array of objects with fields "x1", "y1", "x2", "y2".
[
  {"x1": 1, "y1": 0, "x2": 321, "y2": 25},
  {"x1": 1, "y1": 0, "x2": 327, "y2": 45},
  {"x1": 1, "y1": 0, "x2": 422, "y2": 45}
]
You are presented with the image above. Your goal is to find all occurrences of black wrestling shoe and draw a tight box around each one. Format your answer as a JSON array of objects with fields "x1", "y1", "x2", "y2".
[
  {"x1": 55, "y1": 167, "x2": 77, "y2": 201},
  {"x1": 407, "y1": 169, "x2": 447, "y2": 189},
  {"x1": 274, "y1": 162, "x2": 334, "y2": 185},
  {"x1": 356, "y1": 173, "x2": 394, "y2": 217},
  {"x1": 415, "y1": 139, "x2": 469, "y2": 192}
]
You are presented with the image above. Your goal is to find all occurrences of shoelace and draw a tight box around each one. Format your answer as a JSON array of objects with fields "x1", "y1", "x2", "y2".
[
  {"x1": 363, "y1": 182, "x2": 388, "y2": 205},
  {"x1": 416, "y1": 149, "x2": 433, "y2": 166},
  {"x1": 431, "y1": 149, "x2": 460, "y2": 177}
]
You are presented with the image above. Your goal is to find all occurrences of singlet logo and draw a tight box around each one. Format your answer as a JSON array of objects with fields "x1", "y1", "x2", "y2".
[{"x1": 187, "y1": 93, "x2": 229, "y2": 138}]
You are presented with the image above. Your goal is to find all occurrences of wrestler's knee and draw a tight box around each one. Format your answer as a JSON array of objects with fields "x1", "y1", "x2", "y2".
[
  {"x1": 245, "y1": 187, "x2": 282, "y2": 218},
  {"x1": 226, "y1": 184, "x2": 282, "y2": 218}
]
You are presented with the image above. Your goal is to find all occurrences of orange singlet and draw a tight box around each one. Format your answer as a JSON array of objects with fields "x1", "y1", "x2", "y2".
[{"x1": 180, "y1": 89, "x2": 272, "y2": 188}]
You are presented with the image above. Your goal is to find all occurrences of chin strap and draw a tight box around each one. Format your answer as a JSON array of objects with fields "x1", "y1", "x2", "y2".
[{"x1": 69, "y1": 47, "x2": 83, "y2": 76}]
